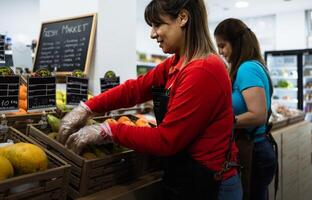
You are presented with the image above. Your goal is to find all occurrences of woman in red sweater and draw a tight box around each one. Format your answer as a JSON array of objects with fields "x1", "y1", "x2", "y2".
[{"x1": 58, "y1": 0, "x2": 240, "y2": 199}]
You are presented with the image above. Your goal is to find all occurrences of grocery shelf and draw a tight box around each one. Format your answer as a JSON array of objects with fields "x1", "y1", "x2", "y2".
[
  {"x1": 304, "y1": 100, "x2": 312, "y2": 104},
  {"x1": 137, "y1": 61, "x2": 157, "y2": 67},
  {"x1": 304, "y1": 88, "x2": 312, "y2": 92},
  {"x1": 303, "y1": 76, "x2": 312, "y2": 79},
  {"x1": 303, "y1": 65, "x2": 312, "y2": 69},
  {"x1": 268, "y1": 66, "x2": 297, "y2": 70},
  {"x1": 271, "y1": 76, "x2": 298, "y2": 79},
  {"x1": 272, "y1": 99, "x2": 298, "y2": 103},
  {"x1": 274, "y1": 88, "x2": 298, "y2": 91},
  {"x1": 5, "y1": 50, "x2": 12, "y2": 55}
]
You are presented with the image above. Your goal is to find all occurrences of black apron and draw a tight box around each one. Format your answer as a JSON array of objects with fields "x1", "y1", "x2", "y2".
[{"x1": 152, "y1": 86, "x2": 220, "y2": 200}]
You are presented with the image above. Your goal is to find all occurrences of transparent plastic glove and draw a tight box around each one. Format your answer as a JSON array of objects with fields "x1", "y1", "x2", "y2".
[
  {"x1": 65, "y1": 123, "x2": 113, "y2": 155},
  {"x1": 58, "y1": 102, "x2": 92, "y2": 144}
]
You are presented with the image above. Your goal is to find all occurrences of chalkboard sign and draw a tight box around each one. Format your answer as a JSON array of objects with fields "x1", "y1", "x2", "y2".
[
  {"x1": 27, "y1": 77, "x2": 56, "y2": 111},
  {"x1": 100, "y1": 76, "x2": 120, "y2": 93},
  {"x1": 33, "y1": 13, "x2": 97, "y2": 75},
  {"x1": 0, "y1": 76, "x2": 19, "y2": 113},
  {"x1": 0, "y1": 35, "x2": 5, "y2": 64},
  {"x1": 66, "y1": 76, "x2": 88, "y2": 105}
]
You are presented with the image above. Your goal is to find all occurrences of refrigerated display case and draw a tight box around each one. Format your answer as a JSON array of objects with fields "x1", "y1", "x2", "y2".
[
  {"x1": 303, "y1": 51, "x2": 312, "y2": 121},
  {"x1": 265, "y1": 49, "x2": 312, "y2": 122},
  {"x1": 265, "y1": 50, "x2": 302, "y2": 109}
]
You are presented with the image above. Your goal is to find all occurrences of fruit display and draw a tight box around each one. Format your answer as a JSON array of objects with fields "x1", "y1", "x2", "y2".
[
  {"x1": 270, "y1": 103, "x2": 305, "y2": 124},
  {"x1": 0, "y1": 156, "x2": 14, "y2": 181},
  {"x1": 276, "y1": 80, "x2": 294, "y2": 88},
  {"x1": 47, "y1": 114, "x2": 61, "y2": 132},
  {"x1": 27, "y1": 114, "x2": 159, "y2": 198},
  {"x1": 0, "y1": 142, "x2": 48, "y2": 179},
  {"x1": 44, "y1": 114, "x2": 140, "y2": 159},
  {"x1": 104, "y1": 70, "x2": 116, "y2": 79},
  {"x1": 56, "y1": 90, "x2": 93, "y2": 112},
  {"x1": 305, "y1": 81, "x2": 312, "y2": 89},
  {"x1": 43, "y1": 114, "x2": 153, "y2": 159},
  {"x1": 33, "y1": 67, "x2": 51, "y2": 77},
  {"x1": 72, "y1": 69, "x2": 85, "y2": 78},
  {"x1": 0, "y1": 66, "x2": 14, "y2": 76},
  {"x1": 0, "y1": 128, "x2": 70, "y2": 199},
  {"x1": 18, "y1": 84, "x2": 27, "y2": 113},
  {"x1": 56, "y1": 90, "x2": 67, "y2": 112}
]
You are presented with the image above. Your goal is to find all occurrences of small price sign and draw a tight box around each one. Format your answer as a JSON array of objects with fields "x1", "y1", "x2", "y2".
[
  {"x1": 27, "y1": 76, "x2": 56, "y2": 111},
  {"x1": 100, "y1": 76, "x2": 120, "y2": 93},
  {"x1": 66, "y1": 76, "x2": 88, "y2": 106},
  {"x1": 0, "y1": 76, "x2": 19, "y2": 113}
]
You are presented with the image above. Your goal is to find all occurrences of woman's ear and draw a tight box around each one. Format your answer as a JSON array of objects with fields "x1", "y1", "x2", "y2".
[{"x1": 178, "y1": 9, "x2": 189, "y2": 27}]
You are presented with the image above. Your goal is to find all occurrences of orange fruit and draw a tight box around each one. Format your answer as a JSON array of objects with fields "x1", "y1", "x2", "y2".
[
  {"x1": 135, "y1": 118, "x2": 151, "y2": 127},
  {"x1": 117, "y1": 116, "x2": 131, "y2": 123},
  {"x1": 104, "y1": 118, "x2": 118, "y2": 125},
  {"x1": 121, "y1": 120, "x2": 135, "y2": 126}
]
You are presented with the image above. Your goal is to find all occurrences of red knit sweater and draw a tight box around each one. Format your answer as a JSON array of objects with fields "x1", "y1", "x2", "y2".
[{"x1": 86, "y1": 54, "x2": 238, "y2": 180}]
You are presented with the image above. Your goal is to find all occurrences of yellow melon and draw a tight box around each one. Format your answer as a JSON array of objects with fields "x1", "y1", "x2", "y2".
[
  {"x1": 0, "y1": 156, "x2": 14, "y2": 181},
  {"x1": 0, "y1": 143, "x2": 48, "y2": 175}
]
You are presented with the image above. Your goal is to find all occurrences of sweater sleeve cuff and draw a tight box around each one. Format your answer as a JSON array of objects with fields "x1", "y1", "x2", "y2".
[{"x1": 108, "y1": 124, "x2": 120, "y2": 144}]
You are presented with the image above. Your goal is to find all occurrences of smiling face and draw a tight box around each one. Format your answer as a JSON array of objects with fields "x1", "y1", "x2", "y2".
[
  {"x1": 215, "y1": 36, "x2": 232, "y2": 63},
  {"x1": 150, "y1": 14, "x2": 186, "y2": 55}
]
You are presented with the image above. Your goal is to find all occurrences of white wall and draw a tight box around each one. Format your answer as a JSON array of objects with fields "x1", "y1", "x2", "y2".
[
  {"x1": 136, "y1": 20, "x2": 165, "y2": 56},
  {"x1": 275, "y1": 10, "x2": 306, "y2": 50},
  {"x1": 209, "y1": 15, "x2": 276, "y2": 53},
  {"x1": 0, "y1": 0, "x2": 40, "y2": 44},
  {"x1": 0, "y1": 0, "x2": 40, "y2": 68},
  {"x1": 137, "y1": 5, "x2": 310, "y2": 55},
  {"x1": 136, "y1": 0, "x2": 167, "y2": 56},
  {"x1": 39, "y1": 0, "x2": 98, "y2": 22},
  {"x1": 91, "y1": 0, "x2": 137, "y2": 95},
  {"x1": 40, "y1": 0, "x2": 137, "y2": 95}
]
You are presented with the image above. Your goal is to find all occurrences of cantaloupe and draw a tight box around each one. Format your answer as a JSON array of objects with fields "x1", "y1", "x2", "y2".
[
  {"x1": 0, "y1": 143, "x2": 48, "y2": 175},
  {"x1": 0, "y1": 156, "x2": 14, "y2": 181}
]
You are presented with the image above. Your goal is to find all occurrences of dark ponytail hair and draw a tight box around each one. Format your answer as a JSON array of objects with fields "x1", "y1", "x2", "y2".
[{"x1": 214, "y1": 18, "x2": 266, "y2": 82}]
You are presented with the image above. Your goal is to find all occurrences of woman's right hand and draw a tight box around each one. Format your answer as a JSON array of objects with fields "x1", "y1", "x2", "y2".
[{"x1": 57, "y1": 102, "x2": 92, "y2": 144}]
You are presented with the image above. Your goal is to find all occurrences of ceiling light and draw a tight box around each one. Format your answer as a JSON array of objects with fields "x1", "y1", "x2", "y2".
[{"x1": 235, "y1": 1, "x2": 249, "y2": 8}]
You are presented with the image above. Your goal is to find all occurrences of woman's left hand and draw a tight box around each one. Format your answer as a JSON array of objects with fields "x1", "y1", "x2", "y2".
[{"x1": 65, "y1": 123, "x2": 113, "y2": 154}]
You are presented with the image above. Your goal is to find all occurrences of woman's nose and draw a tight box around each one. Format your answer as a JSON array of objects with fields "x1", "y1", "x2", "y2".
[
  {"x1": 150, "y1": 27, "x2": 157, "y2": 39},
  {"x1": 218, "y1": 48, "x2": 223, "y2": 55}
]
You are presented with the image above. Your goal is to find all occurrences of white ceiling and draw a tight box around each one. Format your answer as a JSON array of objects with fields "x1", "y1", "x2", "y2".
[
  {"x1": 137, "y1": 0, "x2": 312, "y2": 22},
  {"x1": 207, "y1": 0, "x2": 312, "y2": 22}
]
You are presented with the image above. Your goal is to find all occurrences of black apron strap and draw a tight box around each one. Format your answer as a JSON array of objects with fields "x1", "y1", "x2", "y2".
[
  {"x1": 261, "y1": 64, "x2": 279, "y2": 200},
  {"x1": 152, "y1": 85, "x2": 220, "y2": 200}
]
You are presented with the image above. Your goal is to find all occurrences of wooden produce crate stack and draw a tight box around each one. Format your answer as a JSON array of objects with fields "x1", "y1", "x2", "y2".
[
  {"x1": 92, "y1": 115, "x2": 161, "y2": 176},
  {"x1": 0, "y1": 127, "x2": 70, "y2": 200},
  {"x1": 5, "y1": 112, "x2": 44, "y2": 133},
  {"x1": 27, "y1": 114, "x2": 160, "y2": 199}
]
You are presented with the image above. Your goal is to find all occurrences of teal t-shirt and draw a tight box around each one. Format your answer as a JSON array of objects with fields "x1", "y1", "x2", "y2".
[{"x1": 232, "y1": 60, "x2": 271, "y2": 140}]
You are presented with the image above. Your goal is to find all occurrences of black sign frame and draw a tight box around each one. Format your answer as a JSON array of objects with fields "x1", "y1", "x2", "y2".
[
  {"x1": 66, "y1": 76, "x2": 88, "y2": 106},
  {"x1": 0, "y1": 75, "x2": 20, "y2": 113},
  {"x1": 0, "y1": 35, "x2": 5, "y2": 64},
  {"x1": 100, "y1": 76, "x2": 120, "y2": 93},
  {"x1": 27, "y1": 76, "x2": 56, "y2": 111},
  {"x1": 33, "y1": 13, "x2": 97, "y2": 76}
]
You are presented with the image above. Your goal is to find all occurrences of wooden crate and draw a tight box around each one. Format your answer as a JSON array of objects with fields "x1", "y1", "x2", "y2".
[
  {"x1": 0, "y1": 127, "x2": 70, "y2": 200},
  {"x1": 93, "y1": 115, "x2": 160, "y2": 175},
  {"x1": 287, "y1": 112, "x2": 306, "y2": 125},
  {"x1": 271, "y1": 118, "x2": 288, "y2": 131},
  {"x1": 4, "y1": 112, "x2": 44, "y2": 133},
  {"x1": 27, "y1": 115, "x2": 160, "y2": 198}
]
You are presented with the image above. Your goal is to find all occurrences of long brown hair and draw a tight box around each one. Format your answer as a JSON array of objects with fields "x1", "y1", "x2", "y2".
[
  {"x1": 214, "y1": 18, "x2": 266, "y2": 82},
  {"x1": 144, "y1": 0, "x2": 216, "y2": 64}
]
